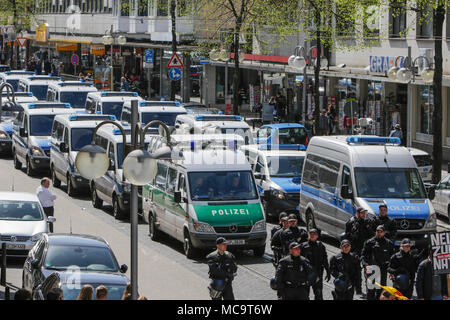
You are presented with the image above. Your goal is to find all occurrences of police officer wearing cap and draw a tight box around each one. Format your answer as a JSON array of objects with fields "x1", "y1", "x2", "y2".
[
  {"x1": 271, "y1": 212, "x2": 289, "y2": 238},
  {"x1": 361, "y1": 225, "x2": 395, "y2": 300},
  {"x1": 300, "y1": 229, "x2": 330, "y2": 300},
  {"x1": 344, "y1": 207, "x2": 374, "y2": 257},
  {"x1": 387, "y1": 238, "x2": 421, "y2": 298},
  {"x1": 206, "y1": 237, "x2": 238, "y2": 300},
  {"x1": 329, "y1": 239, "x2": 361, "y2": 300},
  {"x1": 275, "y1": 242, "x2": 315, "y2": 300},
  {"x1": 271, "y1": 213, "x2": 290, "y2": 267},
  {"x1": 280, "y1": 214, "x2": 308, "y2": 254},
  {"x1": 372, "y1": 203, "x2": 397, "y2": 241}
]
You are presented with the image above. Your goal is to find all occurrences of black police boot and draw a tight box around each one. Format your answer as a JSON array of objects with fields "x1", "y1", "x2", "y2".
[
  {"x1": 355, "y1": 287, "x2": 362, "y2": 295},
  {"x1": 331, "y1": 290, "x2": 338, "y2": 300}
]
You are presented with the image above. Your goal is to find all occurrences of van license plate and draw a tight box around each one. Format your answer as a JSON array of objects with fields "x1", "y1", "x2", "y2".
[
  {"x1": 227, "y1": 239, "x2": 245, "y2": 245},
  {"x1": 6, "y1": 244, "x2": 25, "y2": 249}
]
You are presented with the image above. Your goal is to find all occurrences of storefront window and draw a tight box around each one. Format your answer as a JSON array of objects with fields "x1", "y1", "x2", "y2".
[
  {"x1": 418, "y1": 85, "x2": 434, "y2": 135},
  {"x1": 157, "y1": 0, "x2": 168, "y2": 16}
]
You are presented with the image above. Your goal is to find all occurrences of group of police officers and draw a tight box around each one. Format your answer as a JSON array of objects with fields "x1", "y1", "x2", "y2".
[{"x1": 204, "y1": 203, "x2": 435, "y2": 300}]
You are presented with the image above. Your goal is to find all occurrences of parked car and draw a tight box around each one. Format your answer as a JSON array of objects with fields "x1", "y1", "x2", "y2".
[
  {"x1": 430, "y1": 173, "x2": 450, "y2": 223},
  {"x1": 255, "y1": 123, "x2": 309, "y2": 147},
  {"x1": 408, "y1": 147, "x2": 433, "y2": 182},
  {"x1": 23, "y1": 233, "x2": 128, "y2": 295}
]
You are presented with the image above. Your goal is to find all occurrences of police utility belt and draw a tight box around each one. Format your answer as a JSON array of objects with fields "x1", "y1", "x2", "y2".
[{"x1": 284, "y1": 281, "x2": 308, "y2": 288}]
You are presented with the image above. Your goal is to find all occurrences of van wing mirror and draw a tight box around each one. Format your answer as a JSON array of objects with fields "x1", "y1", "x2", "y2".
[
  {"x1": 59, "y1": 142, "x2": 67, "y2": 153},
  {"x1": 19, "y1": 127, "x2": 27, "y2": 137},
  {"x1": 341, "y1": 185, "x2": 353, "y2": 199},
  {"x1": 428, "y1": 187, "x2": 436, "y2": 200},
  {"x1": 108, "y1": 158, "x2": 115, "y2": 171},
  {"x1": 174, "y1": 191, "x2": 182, "y2": 203}
]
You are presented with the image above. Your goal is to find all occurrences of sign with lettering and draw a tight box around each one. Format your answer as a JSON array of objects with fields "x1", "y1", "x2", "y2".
[
  {"x1": 369, "y1": 56, "x2": 406, "y2": 73},
  {"x1": 431, "y1": 231, "x2": 450, "y2": 275}
]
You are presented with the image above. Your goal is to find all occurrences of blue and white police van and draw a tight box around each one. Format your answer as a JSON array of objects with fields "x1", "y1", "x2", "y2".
[
  {"x1": 255, "y1": 123, "x2": 310, "y2": 147},
  {"x1": 0, "y1": 71, "x2": 36, "y2": 91},
  {"x1": 84, "y1": 91, "x2": 144, "y2": 120},
  {"x1": 240, "y1": 144, "x2": 306, "y2": 219},
  {"x1": 11, "y1": 102, "x2": 74, "y2": 175},
  {"x1": 299, "y1": 135, "x2": 437, "y2": 247},
  {"x1": 50, "y1": 114, "x2": 118, "y2": 196},
  {"x1": 120, "y1": 100, "x2": 187, "y2": 127},
  {"x1": 18, "y1": 75, "x2": 62, "y2": 100},
  {"x1": 46, "y1": 81, "x2": 98, "y2": 110}
]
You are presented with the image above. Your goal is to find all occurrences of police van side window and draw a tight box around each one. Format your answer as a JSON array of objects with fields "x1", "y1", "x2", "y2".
[
  {"x1": 46, "y1": 90, "x2": 53, "y2": 101},
  {"x1": 178, "y1": 173, "x2": 186, "y2": 193},
  {"x1": 108, "y1": 143, "x2": 115, "y2": 169},
  {"x1": 166, "y1": 168, "x2": 177, "y2": 194},
  {"x1": 63, "y1": 127, "x2": 69, "y2": 145},
  {"x1": 85, "y1": 98, "x2": 94, "y2": 113},
  {"x1": 155, "y1": 163, "x2": 168, "y2": 190},
  {"x1": 121, "y1": 109, "x2": 131, "y2": 123},
  {"x1": 341, "y1": 165, "x2": 353, "y2": 194},
  {"x1": 255, "y1": 156, "x2": 265, "y2": 174},
  {"x1": 23, "y1": 115, "x2": 29, "y2": 133},
  {"x1": 14, "y1": 111, "x2": 24, "y2": 126},
  {"x1": 302, "y1": 154, "x2": 320, "y2": 186},
  {"x1": 94, "y1": 135, "x2": 108, "y2": 150},
  {"x1": 318, "y1": 158, "x2": 340, "y2": 193},
  {"x1": 51, "y1": 121, "x2": 61, "y2": 139}
]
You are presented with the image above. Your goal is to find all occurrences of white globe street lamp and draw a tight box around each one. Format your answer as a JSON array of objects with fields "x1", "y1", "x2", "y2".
[
  {"x1": 421, "y1": 67, "x2": 434, "y2": 83},
  {"x1": 320, "y1": 56, "x2": 328, "y2": 68},
  {"x1": 75, "y1": 144, "x2": 109, "y2": 180},
  {"x1": 387, "y1": 66, "x2": 399, "y2": 81},
  {"x1": 102, "y1": 35, "x2": 113, "y2": 45},
  {"x1": 123, "y1": 149, "x2": 157, "y2": 186},
  {"x1": 209, "y1": 49, "x2": 219, "y2": 61},
  {"x1": 219, "y1": 49, "x2": 230, "y2": 62},
  {"x1": 397, "y1": 67, "x2": 412, "y2": 83},
  {"x1": 117, "y1": 35, "x2": 127, "y2": 45},
  {"x1": 292, "y1": 56, "x2": 307, "y2": 69},
  {"x1": 288, "y1": 55, "x2": 296, "y2": 67}
]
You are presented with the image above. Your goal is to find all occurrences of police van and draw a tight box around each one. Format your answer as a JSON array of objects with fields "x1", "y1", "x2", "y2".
[
  {"x1": 0, "y1": 65, "x2": 10, "y2": 72},
  {"x1": 46, "y1": 81, "x2": 98, "y2": 110},
  {"x1": 11, "y1": 102, "x2": 74, "y2": 175},
  {"x1": 255, "y1": 123, "x2": 310, "y2": 147},
  {"x1": 142, "y1": 147, "x2": 267, "y2": 258},
  {"x1": 299, "y1": 136, "x2": 437, "y2": 247},
  {"x1": 174, "y1": 114, "x2": 254, "y2": 145},
  {"x1": 120, "y1": 100, "x2": 187, "y2": 127},
  {"x1": 240, "y1": 144, "x2": 306, "y2": 219},
  {"x1": 0, "y1": 71, "x2": 36, "y2": 91},
  {"x1": 50, "y1": 114, "x2": 118, "y2": 196},
  {"x1": 89, "y1": 124, "x2": 153, "y2": 219},
  {"x1": 84, "y1": 91, "x2": 144, "y2": 120},
  {"x1": 18, "y1": 75, "x2": 62, "y2": 100},
  {"x1": 0, "y1": 92, "x2": 38, "y2": 155}
]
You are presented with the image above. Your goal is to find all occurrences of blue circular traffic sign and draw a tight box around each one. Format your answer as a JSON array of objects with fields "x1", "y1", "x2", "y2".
[
  {"x1": 71, "y1": 54, "x2": 79, "y2": 66},
  {"x1": 168, "y1": 67, "x2": 182, "y2": 81}
]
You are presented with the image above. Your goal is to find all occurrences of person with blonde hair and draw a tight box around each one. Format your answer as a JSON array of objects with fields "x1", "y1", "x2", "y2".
[{"x1": 76, "y1": 285, "x2": 93, "y2": 300}]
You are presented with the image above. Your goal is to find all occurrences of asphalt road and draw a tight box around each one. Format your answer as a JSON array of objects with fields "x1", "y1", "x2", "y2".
[{"x1": 0, "y1": 156, "x2": 449, "y2": 300}]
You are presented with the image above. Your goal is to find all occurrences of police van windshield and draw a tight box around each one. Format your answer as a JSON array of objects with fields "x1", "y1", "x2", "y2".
[
  {"x1": 6, "y1": 79, "x2": 19, "y2": 91},
  {"x1": 354, "y1": 168, "x2": 426, "y2": 199},
  {"x1": 30, "y1": 115, "x2": 55, "y2": 136},
  {"x1": 141, "y1": 112, "x2": 184, "y2": 126},
  {"x1": 60, "y1": 92, "x2": 89, "y2": 108},
  {"x1": 30, "y1": 85, "x2": 49, "y2": 100},
  {"x1": 188, "y1": 171, "x2": 258, "y2": 201},
  {"x1": 102, "y1": 102, "x2": 124, "y2": 119},
  {"x1": 278, "y1": 128, "x2": 307, "y2": 145},
  {"x1": 71, "y1": 128, "x2": 95, "y2": 151},
  {"x1": 413, "y1": 155, "x2": 432, "y2": 167},
  {"x1": 267, "y1": 156, "x2": 304, "y2": 178}
]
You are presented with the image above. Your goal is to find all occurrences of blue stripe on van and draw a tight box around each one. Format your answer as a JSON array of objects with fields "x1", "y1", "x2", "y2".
[{"x1": 301, "y1": 183, "x2": 355, "y2": 215}]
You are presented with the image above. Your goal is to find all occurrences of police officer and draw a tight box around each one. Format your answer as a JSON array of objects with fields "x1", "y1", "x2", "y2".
[
  {"x1": 280, "y1": 214, "x2": 308, "y2": 253},
  {"x1": 361, "y1": 225, "x2": 395, "y2": 300},
  {"x1": 329, "y1": 240, "x2": 362, "y2": 300},
  {"x1": 271, "y1": 213, "x2": 290, "y2": 266},
  {"x1": 275, "y1": 242, "x2": 316, "y2": 300},
  {"x1": 206, "y1": 237, "x2": 238, "y2": 300},
  {"x1": 372, "y1": 203, "x2": 397, "y2": 241},
  {"x1": 387, "y1": 238, "x2": 421, "y2": 299},
  {"x1": 271, "y1": 212, "x2": 289, "y2": 238},
  {"x1": 344, "y1": 207, "x2": 374, "y2": 256},
  {"x1": 300, "y1": 229, "x2": 330, "y2": 300}
]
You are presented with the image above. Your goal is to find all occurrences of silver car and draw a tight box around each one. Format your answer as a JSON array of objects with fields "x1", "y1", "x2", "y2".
[
  {"x1": 431, "y1": 174, "x2": 450, "y2": 223},
  {"x1": 0, "y1": 192, "x2": 55, "y2": 257}
]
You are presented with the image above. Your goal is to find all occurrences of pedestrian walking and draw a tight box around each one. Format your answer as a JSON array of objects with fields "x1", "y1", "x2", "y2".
[
  {"x1": 35, "y1": 59, "x2": 42, "y2": 75},
  {"x1": 372, "y1": 203, "x2": 397, "y2": 241},
  {"x1": 344, "y1": 207, "x2": 374, "y2": 258},
  {"x1": 318, "y1": 109, "x2": 329, "y2": 136},
  {"x1": 327, "y1": 105, "x2": 336, "y2": 135},
  {"x1": 206, "y1": 237, "x2": 237, "y2": 300},
  {"x1": 280, "y1": 214, "x2": 308, "y2": 253},
  {"x1": 387, "y1": 238, "x2": 421, "y2": 299},
  {"x1": 120, "y1": 76, "x2": 130, "y2": 91},
  {"x1": 95, "y1": 285, "x2": 108, "y2": 300},
  {"x1": 76, "y1": 285, "x2": 94, "y2": 300},
  {"x1": 47, "y1": 287, "x2": 64, "y2": 300},
  {"x1": 14, "y1": 288, "x2": 32, "y2": 300},
  {"x1": 415, "y1": 248, "x2": 449, "y2": 300},
  {"x1": 275, "y1": 91, "x2": 287, "y2": 122},
  {"x1": 329, "y1": 239, "x2": 361, "y2": 300},
  {"x1": 300, "y1": 229, "x2": 330, "y2": 300},
  {"x1": 275, "y1": 242, "x2": 316, "y2": 300},
  {"x1": 361, "y1": 225, "x2": 395, "y2": 300},
  {"x1": 36, "y1": 177, "x2": 56, "y2": 233},
  {"x1": 389, "y1": 124, "x2": 403, "y2": 141}
]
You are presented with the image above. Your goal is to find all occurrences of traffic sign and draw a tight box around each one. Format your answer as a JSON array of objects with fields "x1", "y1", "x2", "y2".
[
  {"x1": 71, "y1": 54, "x2": 79, "y2": 66},
  {"x1": 167, "y1": 52, "x2": 184, "y2": 68},
  {"x1": 145, "y1": 49, "x2": 154, "y2": 63},
  {"x1": 16, "y1": 38, "x2": 27, "y2": 47},
  {"x1": 168, "y1": 68, "x2": 182, "y2": 81},
  {"x1": 199, "y1": 57, "x2": 211, "y2": 64}
]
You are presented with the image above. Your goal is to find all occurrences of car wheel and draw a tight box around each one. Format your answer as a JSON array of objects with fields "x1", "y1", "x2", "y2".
[
  {"x1": 66, "y1": 174, "x2": 76, "y2": 197},
  {"x1": 51, "y1": 167, "x2": 61, "y2": 188},
  {"x1": 149, "y1": 213, "x2": 160, "y2": 241},
  {"x1": 91, "y1": 185, "x2": 103, "y2": 209},
  {"x1": 305, "y1": 210, "x2": 317, "y2": 232},
  {"x1": 26, "y1": 158, "x2": 34, "y2": 176},
  {"x1": 253, "y1": 246, "x2": 266, "y2": 257},
  {"x1": 183, "y1": 231, "x2": 198, "y2": 259},
  {"x1": 113, "y1": 195, "x2": 124, "y2": 220},
  {"x1": 13, "y1": 153, "x2": 21, "y2": 170}
]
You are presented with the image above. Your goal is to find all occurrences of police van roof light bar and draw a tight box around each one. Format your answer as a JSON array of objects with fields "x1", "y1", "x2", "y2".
[
  {"x1": 69, "y1": 115, "x2": 117, "y2": 121},
  {"x1": 27, "y1": 103, "x2": 71, "y2": 109},
  {"x1": 100, "y1": 92, "x2": 139, "y2": 97},
  {"x1": 346, "y1": 136, "x2": 401, "y2": 145}
]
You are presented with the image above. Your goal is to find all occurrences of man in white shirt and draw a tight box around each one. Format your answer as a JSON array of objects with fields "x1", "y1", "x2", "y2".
[{"x1": 36, "y1": 177, "x2": 56, "y2": 232}]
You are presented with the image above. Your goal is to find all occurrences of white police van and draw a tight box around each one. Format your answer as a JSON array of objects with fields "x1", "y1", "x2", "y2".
[
  {"x1": 11, "y1": 102, "x2": 74, "y2": 175},
  {"x1": 0, "y1": 92, "x2": 38, "y2": 155},
  {"x1": 120, "y1": 100, "x2": 187, "y2": 127},
  {"x1": 84, "y1": 91, "x2": 144, "y2": 120},
  {"x1": 50, "y1": 114, "x2": 118, "y2": 196},
  {"x1": 46, "y1": 81, "x2": 98, "y2": 110},
  {"x1": 18, "y1": 75, "x2": 62, "y2": 100},
  {"x1": 175, "y1": 114, "x2": 254, "y2": 145},
  {"x1": 142, "y1": 148, "x2": 267, "y2": 258},
  {"x1": 299, "y1": 136, "x2": 437, "y2": 247},
  {"x1": 89, "y1": 124, "x2": 153, "y2": 219},
  {"x1": 0, "y1": 71, "x2": 36, "y2": 91},
  {"x1": 240, "y1": 144, "x2": 306, "y2": 219}
]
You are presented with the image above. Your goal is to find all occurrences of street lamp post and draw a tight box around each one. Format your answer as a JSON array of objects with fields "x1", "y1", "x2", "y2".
[
  {"x1": 75, "y1": 100, "x2": 173, "y2": 300},
  {"x1": 102, "y1": 28, "x2": 127, "y2": 91},
  {"x1": 387, "y1": 55, "x2": 434, "y2": 84}
]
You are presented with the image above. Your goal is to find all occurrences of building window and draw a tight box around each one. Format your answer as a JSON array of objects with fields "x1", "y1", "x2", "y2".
[
  {"x1": 336, "y1": 3, "x2": 355, "y2": 38},
  {"x1": 389, "y1": 0, "x2": 407, "y2": 37},
  {"x1": 177, "y1": 0, "x2": 190, "y2": 16},
  {"x1": 138, "y1": 0, "x2": 148, "y2": 16},
  {"x1": 417, "y1": 5, "x2": 433, "y2": 38},
  {"x1": 418, "y1": 85, "x2": 434, "y2": 135},
  {"x1": 120, "y1": 0, "x2": 130, "y2": 15},
  {"x1": 157, "y1": 0, "x2": 168, "y2": 16}
]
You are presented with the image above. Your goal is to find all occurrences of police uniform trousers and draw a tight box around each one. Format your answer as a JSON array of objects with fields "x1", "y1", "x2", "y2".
[
  {"x1": 366, "y1": 268, "x2": 387, "y2": 300},
  {"x1": 334, "y1": 287, "x2": 354, "y2": 300},
  {"x1": 282, "y1": 286, "x2": 309, "y2": 300},
  {"x1": 212, "y1": 282, "x2": 235, "y2": 300},
  {"x1": 310, "y1": 270, "x2": 324, "y2": 300}
]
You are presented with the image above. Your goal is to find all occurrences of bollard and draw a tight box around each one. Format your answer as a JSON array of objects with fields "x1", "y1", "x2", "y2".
[{"x1": 1, "y1": 243, "x2": 6, "y2": 287}]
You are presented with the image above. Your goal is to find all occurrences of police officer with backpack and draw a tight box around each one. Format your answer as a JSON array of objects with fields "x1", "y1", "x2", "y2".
[
  {"x1": 271, "y1": 213, "x2": 290, "y2": 267},
  {"x1": 206, "y1": 237, "x2": 238, "y2": 300},
  {"x1": 344, "y1": 207, "x2": 374, "y2": 257},
  {"x1": 280, "y1": 214, "x2": 308, "y2": 253}
]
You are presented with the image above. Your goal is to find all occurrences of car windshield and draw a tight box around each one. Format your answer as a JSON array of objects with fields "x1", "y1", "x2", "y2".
[
  {"x1": 71, "y1": 128, "x2": 95, "y2": 151},
  {"x1": 44, "y1": 245, "x2": 118, "y2": 272},
  {"x1": 60, "y1": 92, "x2": 89, "y2": 108},
  {"x1": 6, "y1": 79, "x2": 19, "y2": 91},
  {"x1": 60, "y1": 283, "x2": 126, "y2": 300},
  {"x1": 278, "y1": 128, "x2": 308, "y2": 145},
  {"x1": 413, "y1": 155, "x2": 432, "y2": 167},
  {"x1": 188, "y1": 171, "x2": 258, "y2": 201},
  {"x1": 30, "y1": 85, "x2": 49, "y2": 100},
  {"x1": 354, "y1": 168, "x2": 426, "y2": 199},
  {"x1": 102, "y1": 102, "x2": 124, "y2": 119},
  {"x1": 267, "y1": 156, "x2": 305, "y2": 178},
  {"x1": 186, "y1": 107, "x2": 220, "y2": 115},
  {"x1": 30, "y1": 115, "x2": 55, "y2": 136},
  {"x1": 141, "y1": 112, "x2": 185, "y2": 126},
  {"x1": 0, "y1": 200, "x2": 43, "y2": 221}
]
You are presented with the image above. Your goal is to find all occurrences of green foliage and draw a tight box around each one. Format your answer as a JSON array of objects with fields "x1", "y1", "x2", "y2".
[{"x1": 0, "y1": 0, "x2": 42, "y2": 31}]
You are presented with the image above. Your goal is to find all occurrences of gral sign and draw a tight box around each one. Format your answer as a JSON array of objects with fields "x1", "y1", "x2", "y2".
[
  {"x1": 431, "y1": 231, "x2": 450, "y2": 275},
  {"x1": 369, "y1": 56, "x2": 406, "y2": 73}
]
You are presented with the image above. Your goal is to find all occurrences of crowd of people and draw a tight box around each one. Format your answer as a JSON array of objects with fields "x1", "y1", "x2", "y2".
[{"x1": 25, "y1": 55, "x2": 60, "y2": 76}]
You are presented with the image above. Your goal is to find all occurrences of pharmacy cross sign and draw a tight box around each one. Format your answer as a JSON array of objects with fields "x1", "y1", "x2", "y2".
[{"x1": 167, "y1": 52, "x2": 184, "y2": 68}]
